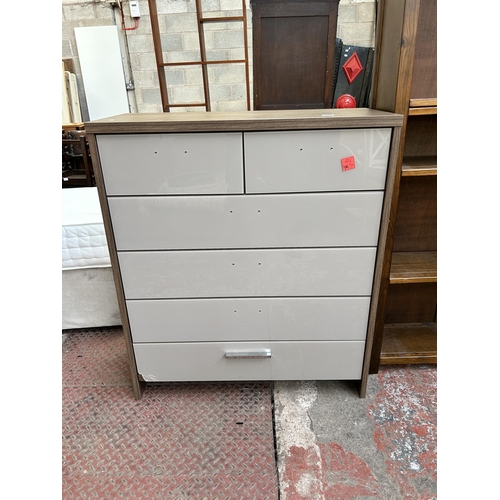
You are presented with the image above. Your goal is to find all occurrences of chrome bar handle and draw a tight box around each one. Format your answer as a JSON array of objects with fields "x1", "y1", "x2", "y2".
[{"x1": 225, "y1": 349, "x2": 271, "y2": 359}]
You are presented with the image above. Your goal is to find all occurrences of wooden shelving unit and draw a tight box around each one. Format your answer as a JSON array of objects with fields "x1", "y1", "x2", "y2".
[
  {"x1": 62, "y1": 125, "x2": 95, "y2": 188},
  {"x1": 369, "y1": 0, "x2": 437, "y2": 371}
]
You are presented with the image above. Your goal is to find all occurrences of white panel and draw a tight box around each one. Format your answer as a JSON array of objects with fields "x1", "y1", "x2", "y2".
[
  {"x1": 118, "y1": 248, "x2": 377, "y2": 299},
  {"x1": 74, "y1": 26, "x2": 129, "y2": 120},
  {"x1": 108, "y1": 192, "x2": 384, "y2": 250},
  {"x1": 97, "y1": 133, "x2": 244, "y2": 195},
  {"x1": 67, "y1": 72, "x2": 82, "y2": 123},
  {"x1": 244, "y1": 128, "x2": 391, "y2": 193},
  {"x1": 127, "y1": 297, "x2": 370, "y2": 342},
  {"x1": 62, "y1": 63, "x2": 71, "y2": 123},
  {"x1": 134, "y1": 341, "x2": 365, "y2": 382}
]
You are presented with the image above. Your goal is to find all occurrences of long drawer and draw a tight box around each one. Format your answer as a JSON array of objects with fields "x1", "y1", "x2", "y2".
[
  {"x1": 118, "y1": 247, "x2": 377, "y2": 299},
  {"x1": 134, "y1": 341, "x2": 365, "y2": 382},
  {"x1": 108, "y1": 192, "x2": 384, "y2": 250},
  {"x1": 244, "y1": 128, "x2": 391, "y2": 193},
  {"x1": 96, "y1": 133, "x2": 244, "y2": 195},
  {"x1": 127, "y1": 297, "x2": 370, "y2": 342}
]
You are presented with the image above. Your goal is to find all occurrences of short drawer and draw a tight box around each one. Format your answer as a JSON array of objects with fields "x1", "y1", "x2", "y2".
[
  {"x1": 108, "y1": 192, "x2": 384, "y2": 250},
  {"x1": 96, "y1": 133, "x2": 244, "y2": 195},
  {"x1": 127, "y1": 297, "x2": 370, "y2": 342},
  {"x1": 244, "y1": 128, "x2": 391, "y2": 193},
  {"x1": 118, "y1": 247, "x2": 377, "y2": 299},
  {"x1": 134, "y1": 341, "x2": 365, "y2": 382}
]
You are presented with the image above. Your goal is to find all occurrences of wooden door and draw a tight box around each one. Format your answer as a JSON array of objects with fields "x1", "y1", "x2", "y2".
[{"x1": 251, "y1": 0, "x2": 340, "y2": 110}]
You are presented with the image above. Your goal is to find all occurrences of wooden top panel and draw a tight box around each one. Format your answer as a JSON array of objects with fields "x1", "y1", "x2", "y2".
[{"x1": 85, "y1": 109, "x2": 403, "y2": 134}]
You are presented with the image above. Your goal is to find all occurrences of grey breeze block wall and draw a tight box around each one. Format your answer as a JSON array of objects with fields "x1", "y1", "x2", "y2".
[{"x1": 62, "y1": 0, "x2": 377, "y2": 120}]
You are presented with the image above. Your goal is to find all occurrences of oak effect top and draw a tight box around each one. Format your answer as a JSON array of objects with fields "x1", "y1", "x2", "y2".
[{"x1": 85, "y1": 108, "x2": 403, "y2": 134}]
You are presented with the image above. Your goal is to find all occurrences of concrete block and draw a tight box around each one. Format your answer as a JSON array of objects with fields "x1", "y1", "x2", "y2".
[
  {"x1": 172, "y1": 85, "x2": 204, "y2": 103},
  {"x1": 165, "y1": 12, "x2": 198, "y2": 32},
  {"x1": 63, "y1": 4, "x2": 96, "y2": 21},
  {"x1": 161, "y1": 33, "x2": 183, "y2": 52},
  {"x1": 213, "y1": 29, "x2": 245, "y2": 49},
  {"x1": 358, "y1": 2, "x2": 376, "y2": 22},
  {"x1": 134, "y1": 15, "x2": 152, "y2": 34},
  {"x1": 209, "y1": 84, "x2": 232, "y2": 100},
  {"x1": 203, "y1": 20, "x2": 228, "y2": 31},
  {"x1": 141, "y1": 88, "x2": 163, "y2": 104},
  {"x1": 137, "y1": 103, "x2": 163, "y2": 113},
  {"x1": 166, "y1": 50, "x2": 202, "y2": 63},
  {"x1": 338, "y1": 22, "x2": 375, "y2": 46},
  {"x1": 128, "y1": 35, "x2": 154, "y2": 53},
  {"x1": 171, "y1": 106, "x2": 205, "y2": 112},
  {"x1": 164, "y1": 68, "x2": 186, "y2": 86},
  {"x1": 338, "y1": 4, "x2": 357, "y2": 23},
  {"x1": 137, "y1": 0, "x2": 151, "y2": 15},
  {"x1": 184, "y1": 67, "x2": 204, "y2": 85},
  {"x1": 206, "y1": 49, "x2": 230, "y2": 61},
  {"x1": 198, "y1": 0, "x2": 221, "y2": 12},
  {"x1": 209, "y1": 64, "x2": 245, "y2": 84},
  {"x1": 229, "y1": 47, "x2": 246, "y2": 60},
  {"x1": 203, "y1": 31, "x2": 215, "y2": 49},
  {"x1": 217, "y1": 99, "x2": 247, "y2": 112},
  {"x1": 157, "y1": 0, "x2": 191, "y2": 15},
  {"x1": 95, "y1": 3, "x2": 114, "y2": 20},
  {"x1": 182, "y1": 32, "x2": 200, "y2": 51},
  {"x1": 230, "y1": 83, "x2": 247, "y2": 100},
  {"x1": 220, "y1": 0, "x2": 243, "y2": 11},
  {"x1": 210, "y1": 101, "x2": 221, "y2": 111},
  {"x1": 132, "y1": 70, "x2": 156, "y2": 88},
  {"x1": 132, "y1": 52, "x2": 158, "y2": 71},
  {"x1": 157, "y1": 14, "x2": 167, "y2": 33}
]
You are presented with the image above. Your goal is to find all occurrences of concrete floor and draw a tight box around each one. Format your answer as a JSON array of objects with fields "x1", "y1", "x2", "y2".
[
  {"x1": 62, "y1": 327, "x2": 436, "y2": 499},
  {"x1": 274, "y1": 368, "x2": 436, "y2": 499}
]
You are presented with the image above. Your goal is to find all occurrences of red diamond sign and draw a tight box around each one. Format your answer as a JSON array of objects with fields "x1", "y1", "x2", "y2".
[{"x1": 343, "y1": 52, "x2": 363, "y2": 85}]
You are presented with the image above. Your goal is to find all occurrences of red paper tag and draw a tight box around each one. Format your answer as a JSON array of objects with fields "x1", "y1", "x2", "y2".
[{"x1": 341, "y1": 156, "x2": 356, "y2": 171}]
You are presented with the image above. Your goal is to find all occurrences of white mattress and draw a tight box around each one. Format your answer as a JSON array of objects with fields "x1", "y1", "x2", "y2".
[{"x1": 62, "y1": 187, "x2": 111, "y2": 270}]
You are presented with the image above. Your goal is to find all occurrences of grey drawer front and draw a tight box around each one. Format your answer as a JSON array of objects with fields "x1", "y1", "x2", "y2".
[
  {"x1": 109, "y1": 192, "x2": 384, "y2": 250},
  {"x1": 244, "y1": 128, "x2": 391, "y2": 193},
  {"x1": 97, "y1": 133, "x2": 244, "y2": 195},
  {"x1": 127, "y1": 297, "x2": 370, "y2": 342},
  {"x1": 134, "y1": 341, "x2": 365, "y2": 382},
  {"x1": 118, "y1": 248, "x2": 377, "y2": 299}
]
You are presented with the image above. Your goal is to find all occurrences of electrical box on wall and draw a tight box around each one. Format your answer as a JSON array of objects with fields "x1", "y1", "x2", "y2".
[{"x1": 129, "y1": 1, "x2": 140, "y2": 17}]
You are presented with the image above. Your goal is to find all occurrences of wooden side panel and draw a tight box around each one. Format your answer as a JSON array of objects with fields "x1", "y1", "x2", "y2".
[
  {"x1": 410, "y1": 0, "x2": 437, "y2": 100},
  {"x1": 384, "y1": 283, "x2": 437, "y2": 323},
  {"x1": 392, "y1": 176, "x2": 437, "y2": 252},
  {"x1": 404, "y1": 115, "x2": 437, "y2": 157}
]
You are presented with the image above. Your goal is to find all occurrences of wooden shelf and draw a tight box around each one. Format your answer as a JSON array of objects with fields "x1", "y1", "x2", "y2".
[
  {"x1": 390, "y1": 251, "x2": 437, "y2": 284},
  {"x1": 380, "y1": 323, "x2": 437, "y2": 365},
  {"x1": 402, "y1": 156, "x2": 437, "y2": 176},
  {"x1": 409, "y1": 98, "x2": 437, "y2": 108},
  {"x1": 408, "y1": 106, "x2": 437, "y2": 116}
]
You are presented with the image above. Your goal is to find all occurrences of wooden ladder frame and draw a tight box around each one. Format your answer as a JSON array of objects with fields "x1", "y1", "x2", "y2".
[{"x1": 148, "y1": 0, "x2": 251, "y2": 111}]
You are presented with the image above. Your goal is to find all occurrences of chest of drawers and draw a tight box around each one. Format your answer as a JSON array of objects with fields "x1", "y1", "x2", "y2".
[{"x1": 86, "y1": 109, "x2": 403, "y2": 399}]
